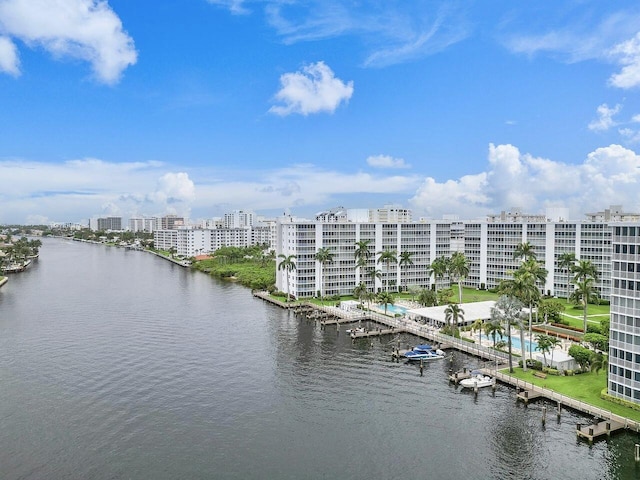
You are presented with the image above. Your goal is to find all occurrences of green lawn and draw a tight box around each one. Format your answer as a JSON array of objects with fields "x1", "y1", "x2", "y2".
[{"x1": 507, "y1": 368, "x2": 640, "y2": 422}]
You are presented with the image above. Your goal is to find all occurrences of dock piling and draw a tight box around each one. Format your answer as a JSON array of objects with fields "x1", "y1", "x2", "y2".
[
  {"x1": 542, "y1": 406, "x2": 547, "y2": 426},
  {"x1": 635, "y1": 444, "x2": 640, "y2": 462}
]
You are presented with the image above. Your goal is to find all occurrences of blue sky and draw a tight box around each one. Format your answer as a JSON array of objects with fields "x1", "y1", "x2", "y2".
[{"x1": 2, "y1": 1, "x2": 640, "y2": 225}]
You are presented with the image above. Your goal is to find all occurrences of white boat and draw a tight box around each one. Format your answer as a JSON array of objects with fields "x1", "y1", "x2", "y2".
[
  {"x1": 404, "y1": 348, "x2": 445, "y2": 361},
  {"x1": 459, "y1": 372, "x2": 494, "y2": 389},
  {"x1": 346, "y1": 327, "x2": 365, "y2": 334}
]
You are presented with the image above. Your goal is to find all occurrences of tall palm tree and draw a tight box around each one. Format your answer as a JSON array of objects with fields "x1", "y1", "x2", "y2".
[
  {"x1": 277, "y1": 254, "x2": 297, "y2": 303},
  {"x1": 430, "y1": 256, "x2": 450, "y2": 293},
  {"x1": 535, "y1": 334, "x2": 553, "y2": 367},
  {"x1": 572, "y1": 259, "x2": 599, "y2": 283},
  {"x1": 570, "y1": 259, "x2": 599, "y2": 333},
  {"x1": 315, "y1": 247, "x2": 334, "y2": 303},
  {"x1": 513, "y1": 241, "x2": 537, "y2": 262},
  {"x1": 449, "y1": 251, "x2": 469, "y2": 304},
  {"x1": 444, "y1": 303, "x2": 465, "y2": 335},
  {"x1": 499, "y1": 268, "x2": 540, "y2": 371},
  {"x1": 571, "y1": 277, "x2": 599, "y2": 333},
  {"x1": 558, "y1": 252, "x2": 576, "y2": 302},
  {"x1": 377, "y1": 248, "x2": 398, "y2": 292},
  {"x1": 398, "y1": 251, "x2": 414, "y2": 292},
  {"x1": 354, "y1": 239, "x2": 372, "y2": 279},
  {"x1": 491, "y1": 295, "x2": 525, "y2": 373}
]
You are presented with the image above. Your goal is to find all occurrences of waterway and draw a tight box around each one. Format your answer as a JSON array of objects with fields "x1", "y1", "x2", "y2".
[{"x1": 1, "y1": 238, "x2": 639, "y2": 479}]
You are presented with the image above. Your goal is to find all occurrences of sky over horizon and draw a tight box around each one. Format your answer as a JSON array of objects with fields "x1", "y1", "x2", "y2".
[{"x1": 2, "y1": 1, "x2": 640, "y2": 224}]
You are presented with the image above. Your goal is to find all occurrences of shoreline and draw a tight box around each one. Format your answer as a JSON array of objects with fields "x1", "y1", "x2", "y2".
[{"x1": 254, "y1": 290, "x2": 639, "y2": 435}]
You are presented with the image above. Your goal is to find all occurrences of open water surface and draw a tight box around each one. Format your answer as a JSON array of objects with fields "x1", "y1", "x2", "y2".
[{"x1": 1, "y1": 238, "x2": 640, "y2": 479}]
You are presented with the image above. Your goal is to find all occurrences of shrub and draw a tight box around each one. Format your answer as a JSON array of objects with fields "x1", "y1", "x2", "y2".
[
  {"x1": 586, "y1": 324, "x2": 602, "y2": 334},
  {"x1": 543, "y1": 367, "x2": 560, "y2": 375},
  {"x1": 565, "y1": 369, "x2": 574, "y2": 376}
]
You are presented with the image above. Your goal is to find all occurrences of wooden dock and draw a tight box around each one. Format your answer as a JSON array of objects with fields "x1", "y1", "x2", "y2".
[
  {"x1": 516, "y1": 389, "x2": 544, "y2": 404},
  {"x1": 576, "y1": 420, "x2": 625, "y2": 442},
  {"x1": 449, "y1": 369, "x2": 472, "y2": 383},
  {"x1": 351, "y1": 327, "x2": 404, "y2": 339}
]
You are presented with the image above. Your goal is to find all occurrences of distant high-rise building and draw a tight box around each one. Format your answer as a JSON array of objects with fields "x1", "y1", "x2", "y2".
[{"x1": 95, "y1": 216, "x2": 122, "y2": 231}]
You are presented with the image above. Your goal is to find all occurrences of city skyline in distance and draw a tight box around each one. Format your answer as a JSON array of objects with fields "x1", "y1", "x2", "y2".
[{"x1": 2, "y1": 1, "x2": 640, "y2": 224}]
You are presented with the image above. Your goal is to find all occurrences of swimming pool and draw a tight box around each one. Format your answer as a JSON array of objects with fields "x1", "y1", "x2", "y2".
[
  {"x1": 378, "y1": 304, "x2": 407, "y2": 315},
  {"x1": 480, "y1": 334, "x2": 538, "y2": 352}
]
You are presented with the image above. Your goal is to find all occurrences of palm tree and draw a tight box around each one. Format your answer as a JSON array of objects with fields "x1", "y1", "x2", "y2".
[
  {"x1": 377, "y1": 248, "x2": 398, "y2": 292},
  {"x1": 471, "y1": 318, "x2": 484, "y2": 346},
  {"x1": 430, "y1": 256, "x2": 450, "y2": 293},
  {"x1": 398, "y1": 251, "x2": 414, "y2": 292},
  {"x1": 570, "y1": 277, "x2": 599, "y2": 333},
  {"x1": 277, "y1": 254, "x2": 297, "y2": 303},
  {"x1": 484, "y1": 318, "x2": 504, "y2": 348},
  {"x1": 449, "y1": 251, "x2": 469, "y2": 304},
  {"x1": 558, "y1": 252, "x2": 576, "y2": 302},
  {"x1": 377, "y1": 291, "x2": 395, "y2": 315},
  {"x1": 499, "y1": 266, "x2": 542, "y2": 370},
  {"x1": 491, "y1": 295, "x2": 525, "y2": 373},
  {"x1": 535, "y1": 334, "x2": 553, "y2": 367},
  {"x1": 354, "y1": 239, "x2": 372, "y2": 280},
  {"x1": 549, "y1": 336, "x2": 561, "y2": 367},
  {"x1": 444, "y1": 303, "x2": 465, "y2": 335},
  {"x1": 520, "y1": 258, "x2": 548, "y2": 358},
  {"x1": 572, "y1": 259, "x2": 599, "y2": 283},
  {"x1": 315, "y1": 247, "x2": 334, "y2": 303},
  {"x1": 353, "y1": 282, "x2": 367, "y2": 308},
  {"x1": 590, "y1": 352, "x2": 607, "y2": 375},
  {"x1": 513, "y1": 241, "x2": 537, "y2": 262},
  {"x1": 367, "y1": 268, "x2": 383, "y2": 292}
]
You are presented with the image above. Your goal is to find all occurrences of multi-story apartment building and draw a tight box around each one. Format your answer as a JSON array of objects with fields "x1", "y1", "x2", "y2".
[
  {"x1": 95, "y1": 216, "x2": 122, "y2": 231},
  {"x1": 609, "y1": 223, "x2": 640, "y2": 403},
  {"x1": 128, "y1": 216, "x2": 156, "y2": 233},
  {"x1": 275, "y1": 207, "x2": 629, "y2": 300}
]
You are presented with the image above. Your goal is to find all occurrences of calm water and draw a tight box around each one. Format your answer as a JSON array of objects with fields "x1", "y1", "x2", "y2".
[{"x1": 1, "y1": 238, "x2": 639, "y2": 479}]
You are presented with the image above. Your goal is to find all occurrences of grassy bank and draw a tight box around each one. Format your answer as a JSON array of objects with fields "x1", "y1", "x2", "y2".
[
  {"x1": 191, "y1": 245, "x2": 275, "y2": 291},
  {"x1": 507, "y1": 368, "x2": 640, "y2": 422}
]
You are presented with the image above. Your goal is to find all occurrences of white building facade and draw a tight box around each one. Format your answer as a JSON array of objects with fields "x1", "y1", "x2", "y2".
[
  {"x1": 609, "y1": 223, "x2": 640, "y2": 403},
  {"x1": 275, "y1": 215, "x2": 616, "y2": 301}
]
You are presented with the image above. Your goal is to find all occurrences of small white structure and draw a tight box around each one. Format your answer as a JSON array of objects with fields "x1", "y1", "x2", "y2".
[
  {"x1": 407, "y1": 301, "x2": 496, "y2": 328},
  {"x1": 340, "y1": 300, "x2": 360, "y2": 311},
  {"x1": 533, "y1": 350, "x2": 577, "y2": 371}
]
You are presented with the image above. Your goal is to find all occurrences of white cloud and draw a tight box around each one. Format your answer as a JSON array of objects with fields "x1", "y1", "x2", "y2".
[
  {"x1": 153, "y1": 172, "x2": 196, "y2": 204},
  {"x1": 0, "y1": 0, "x2": 137, "y2": 84},
  {"x1": 0, "y1": 36, "x2": 19, "y2": 75},
  {"x1": 609, "y1": 32, "x2": 640, "y2": 89},
  {"x1": 269, "y1": 61, "x2": 353, "y2": 116},
  {"x1": 588, "y1": 103, "x2": 621, "y2": 132},
  {"x1": 409, "y1": 143, "x2": 640, "y2": 219},
  {"x1": 210, "y1": 1, "x2": 468, "y2": 68},
  {"x1": 632, "y1": 114, "x2": 640, "y2": 123},
  {"x1": 366, "y1": 155, "x2": 410, "y2": 169}
]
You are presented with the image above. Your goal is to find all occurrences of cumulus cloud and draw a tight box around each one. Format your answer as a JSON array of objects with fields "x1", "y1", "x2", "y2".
[
  {"x1": 0, "y1": 158, "x2": 197, "y2": 223},
  {"x1": 366, "y1": 154, "x2": 410, "y2": 169},
  {"x1": 0, "y1": 36, "x2": 19, "y2": 75},
  {"x1": 153, "y1": 172, "x2": 196, "y2": 205},
  {"x1": 589, "y1": 103, "x2": 622, "y2": 131},
  {"x1": 269, "y1": 61, "x2": 353, "y2": 116},
  {"x1": 409, "y1": 143, "x2": 640, "y2": 219},
  {"x1": 0, "y1": 0, "x2": 137, "y2": 84},
  {"x1": 609, "y1": 32, "x2": 640, "y2": 89}
]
